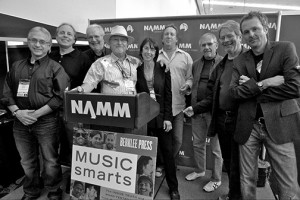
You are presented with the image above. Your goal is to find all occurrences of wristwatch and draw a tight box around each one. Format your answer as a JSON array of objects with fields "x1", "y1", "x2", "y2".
[
  {"x1": 12, "y1": 109, "x2": 20, "y2": 117},
  {"x1": 257, "y1": 81, "x2": 264, "y2": 91}
]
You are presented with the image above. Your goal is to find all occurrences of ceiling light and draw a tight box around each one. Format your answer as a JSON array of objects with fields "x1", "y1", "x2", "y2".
[{"x1": 202, "y1": 0, "x2": 300, "y2": 11}]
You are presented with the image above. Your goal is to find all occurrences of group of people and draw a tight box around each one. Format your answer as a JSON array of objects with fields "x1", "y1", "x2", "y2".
[{"x1": 1, "y1": 10, "x2": 300, "y2": 200}]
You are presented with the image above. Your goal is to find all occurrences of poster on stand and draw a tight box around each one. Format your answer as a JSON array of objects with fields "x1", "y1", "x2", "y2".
[{"x1": 70, "y1": 127, "x2": 157, "y2": 200}]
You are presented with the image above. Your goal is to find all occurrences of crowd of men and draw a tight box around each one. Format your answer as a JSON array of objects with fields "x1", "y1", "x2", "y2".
[{"x1": 1, "y1": 10, "x2": 300, "y2": 200}]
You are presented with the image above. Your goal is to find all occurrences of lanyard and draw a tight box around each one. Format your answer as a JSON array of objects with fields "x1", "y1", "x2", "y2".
[{"x1": 115, "y1": 60, "x2": 132, "y2": 79}]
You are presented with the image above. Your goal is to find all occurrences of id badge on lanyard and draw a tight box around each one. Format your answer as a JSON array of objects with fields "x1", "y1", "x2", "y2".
[
  {"x1": 17, "y1": 79, "x2": 30, "y2": 97},
  {"x1": 124, "y1": 79, "x2": 136, "y2": 94}
]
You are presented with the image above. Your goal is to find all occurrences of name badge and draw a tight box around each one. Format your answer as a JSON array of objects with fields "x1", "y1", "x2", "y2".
[
  {"x1": 17, "y1": 79, "x2": 30, "y2": 97},
  {"x1": 124, "y1": 79, "x2": 135, "y2": 94}
]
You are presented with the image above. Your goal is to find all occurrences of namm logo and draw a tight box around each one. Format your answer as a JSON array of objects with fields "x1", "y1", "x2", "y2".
[
  {"x1": 71, "y1": 100, "x2": 131, "y2": 119},
  {"x1": 179, "y1": 23, "x2": 188, "y2": 31},
  {"x1": 104, "y1": 27, "x2": 112, "y2": 33},
  {"x1": 144, "y1": 25, "x2": 165, "y2": 32},
  {"x1": 127, "y1": 43, "x2": 139, "y2": 49},
  {"x1": 179, "y1": 43, "x2": 192, "y2": 49},
  {"x1": 199, "y1": 23, "x2": 221, "y2": 30},
  {"x1": 268, "y1": 22, "x2": 277, "y2": 30}
]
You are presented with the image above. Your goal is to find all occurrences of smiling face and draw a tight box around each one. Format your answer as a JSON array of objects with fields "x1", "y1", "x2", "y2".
[
  {"x1": 162, "y1": 27, "x2": 178, "y2": 49},
  {"x1": 241, "y1": 17, "x2": 268, "y2": 54},
  {"x1": 109, "y1": 35, "x2": 128, "y2": 58},
  {"x1": 87, "y1": 26, "x2": 105, "y2": 54},
  {"x1": 56, "y1": 24, "x2": 76, "y2": 49},
  {"x1": 91, "y1": 133, "x2": 104, "y2": 148},
  {"x1": 199, "y1": 35, "x2": 218, "y2": 60},
  {"x1": 138, "y1": 179, "x2": 152, "y2": 196},
  {"x1": 72, "y1": 183, "x2": 84, "y2": 198},
  {"x1": 219, "y1": 28, "x2": 242, "y2": 55},
  {"x1": 141, "y1": 42, "x2": 156, "y2": 62},
  {"x1": 28, "y1": 30, "x2": 51, "y2": 60}
]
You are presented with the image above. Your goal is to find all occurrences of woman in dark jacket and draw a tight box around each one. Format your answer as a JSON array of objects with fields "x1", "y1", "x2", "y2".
[{"x1": 136, "y1": 37, "x2": 180, "y2": 199}]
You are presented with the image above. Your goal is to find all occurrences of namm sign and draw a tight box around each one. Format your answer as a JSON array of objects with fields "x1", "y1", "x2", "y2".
[{"x1": 64, "y1": 92, "x2": 136, "y2": 128}]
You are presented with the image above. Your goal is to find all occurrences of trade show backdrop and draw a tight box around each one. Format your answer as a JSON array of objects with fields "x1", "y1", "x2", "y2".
[
  {"x1": 90, "y1": 13, "x2": 278, "y2": 168},
  {"x1": 90, "y1": 13, "x2": 278, "y2": 60}
]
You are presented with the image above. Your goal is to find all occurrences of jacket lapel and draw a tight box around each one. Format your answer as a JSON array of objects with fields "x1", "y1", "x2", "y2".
[
  {"x1": 245, "y1": 52, "x2": 258, "y2": 81},
  {"x1": 260, "y1": 42, "x2": 274, "y2": 78}
]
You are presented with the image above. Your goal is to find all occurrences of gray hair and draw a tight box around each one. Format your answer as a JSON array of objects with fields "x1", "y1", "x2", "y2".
[
  {"x1": 28, "y1": 26, "x2": 52, "y2": 45},
  {"x1": 56, "y1": 23, "x2": 77, "y2": 40},
  {"x1": 199, "y1": 32, "x2": 218, "y2": 45},
  {"x1": 86, "y1": 24, "x2": 105, "y2": 35},
  {"x1": 217, "y1": 20, "x2": 241, "y2": 39}
]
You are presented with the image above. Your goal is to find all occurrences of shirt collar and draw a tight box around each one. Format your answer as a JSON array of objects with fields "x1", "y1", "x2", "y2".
[
  {"x1": 159, "y1": 46, "x2": 183, "y2": 55},
  {"x1": 110, "y1": 52, "x2": 131, "y2": 63},
  {"x1": 27, "y1": 55, "x2": 49, "y2": 65}
]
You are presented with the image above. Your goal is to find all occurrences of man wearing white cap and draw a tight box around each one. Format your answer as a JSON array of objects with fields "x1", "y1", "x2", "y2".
[{"x1": 75, "y1": 25, "x2": 139, "y2": 94}]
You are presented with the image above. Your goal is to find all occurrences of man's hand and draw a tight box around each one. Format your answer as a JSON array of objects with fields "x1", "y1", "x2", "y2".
[
  {"x1": 163, "y1": 120, "x2": 172, "y2": 132},
  {"x1": 239, "y1": 75, "x2": 250, "y2": 85},
  {"x1": 183, "y1": 106, "x2": 194, "y2": 117},
  {"x1": 179, "y1": 84, "x2": 191, "y2": 95},
  {"x1": 262, "y1": 75, "x2": 284, "y2": 89},
  {"x1": 16, "y1": 110, "x2": 37, "y2": 125},
  {"x1": 159, "y1": 58, "x2": 170, "y2": 72}
]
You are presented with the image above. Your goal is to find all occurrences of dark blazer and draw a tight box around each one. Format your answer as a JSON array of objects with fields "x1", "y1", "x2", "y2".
[
  {"x1": 230, "y1": 41, "x2": 300, "y2": 145},
  {"x1": 192, "y1": 47, "x2": 247, "y2": 137},
  {"x1": 191, "y1": 54, "x2": 223, "y2": 106},
  {"x1": 136, "y1": 62, "x2": 172, "y2": 129}
]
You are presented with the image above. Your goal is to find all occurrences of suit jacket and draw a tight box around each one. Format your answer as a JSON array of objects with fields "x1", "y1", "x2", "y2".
[
  {"x1": 191, "y1": 54, "x2": 223, "y2": 106},
  {"x1": 230, "y1": 41, "x2": 300, "y2": 145},
  {"x1": 136, "y1": 62, "x2": 172, "y2": 129},
  {"x1": 192, "y1": 47, "x2": 247, "y2": 137}
]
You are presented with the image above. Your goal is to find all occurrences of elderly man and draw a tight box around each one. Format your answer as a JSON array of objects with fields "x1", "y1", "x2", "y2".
[
  {"x1": 76, "y1": 25, "x2": 139, "y2": 94},
  {"x1": 230, "y1": 11, "x2": 300, "y2": 199},
  {"x1": 1, "y1": 27, "x2": 69, "y2": 200},
  {"x1": 84, "y1": 24, "x2": 110, "y2": 64},
  {"x1": 185, "y1": 33, "x2": 223, "y2": 193},
  {"x1": 184, "y1": 20, "x2": 246, "y2": 200}
]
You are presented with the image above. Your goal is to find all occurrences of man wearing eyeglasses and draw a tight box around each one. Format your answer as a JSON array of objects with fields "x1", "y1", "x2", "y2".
[
  {"x1": 75, "y1": 25, "x2": 139, "y2": 94},
  {"x1": 1, "y1": 27, "x2": 69, "y2": 200},
  {"x1": 185, "y1": 33, "x2": 223, "y2": 193},
  {"x1": 184, "y1": 20, "x2": 246, "y2": 200}
]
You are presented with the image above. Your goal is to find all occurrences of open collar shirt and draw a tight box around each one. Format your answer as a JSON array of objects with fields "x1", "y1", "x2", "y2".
[
  {"x1": 83, "y1": 53, "x2": 140, "y2": 94},
  {"x1": 2, "y1": 55, "x2": 69, "y2": 111},
  {"x1": 158, "y1": 47, "x2": 193, "y2": 116}
]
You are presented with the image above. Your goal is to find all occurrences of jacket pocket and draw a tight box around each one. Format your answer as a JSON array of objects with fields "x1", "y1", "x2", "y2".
[{"x1": 280, "y1": 99, "x2": 300, "y2": 116}]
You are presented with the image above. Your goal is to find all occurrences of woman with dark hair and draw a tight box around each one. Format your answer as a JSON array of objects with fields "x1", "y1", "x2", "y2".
[
  {"x1": 136, "y1": 37, "x2": 180, "y2": 200},
  {"x1": 88, "y1": 130, "x2": 105, "y2": 149}
]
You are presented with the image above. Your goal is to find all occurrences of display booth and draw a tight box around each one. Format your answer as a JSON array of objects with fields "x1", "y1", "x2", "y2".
[{"x1": 64, "y1": 91, "x2": 159, "y2": 200}]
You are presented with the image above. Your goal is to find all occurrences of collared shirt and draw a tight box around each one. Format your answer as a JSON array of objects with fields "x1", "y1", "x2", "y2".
[
  {"x1": 1, "y1": 55, "x2": 69, "y2": 111},
  {"x1": 158, "y1": 47, "x2": 193, "y2": 116},
  {"x1": 50, "y1": 49, "x2": 91, "y2": 89},
  {"x1": 83, "y1": 53, "x2": 140, "y2": 94}
]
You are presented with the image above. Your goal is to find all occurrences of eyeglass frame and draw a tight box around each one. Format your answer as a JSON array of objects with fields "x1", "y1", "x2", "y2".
[{"x1": 28, "y1": 38, "x2": 51, "y2": 46}]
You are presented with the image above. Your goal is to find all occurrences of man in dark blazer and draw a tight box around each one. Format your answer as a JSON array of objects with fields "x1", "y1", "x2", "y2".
[
  {"x1": 184, "y1": 20, "x2": 246, "y2": 200},
  {"x1": 230, "y1": 11, "x2": 300, "y2": 199}
]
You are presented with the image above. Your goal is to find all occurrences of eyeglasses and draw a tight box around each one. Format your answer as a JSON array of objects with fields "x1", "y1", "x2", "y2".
[{"x1": 28, "y1": 38, "x2": 50, "y2": 45}]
